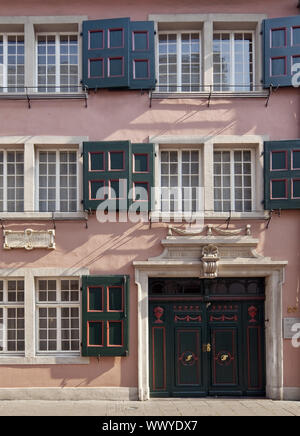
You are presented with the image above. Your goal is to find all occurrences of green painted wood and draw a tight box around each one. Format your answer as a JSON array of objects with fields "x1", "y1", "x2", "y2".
[
  {"x1": 82, "y1": 275, "x2": 129, "y2": 357},
  {"x1": 149, "y1": 278, "x2": 266, "y2": 397},
  {"x1": 129, "y1": 21, "x2": 156, "y2": 90},
  {"x1": 263, "y1": 15, "x2": 300, "y2": 88},
  {"x1": 131, "y1": 143, "x2": 155, "y2": 212},
  {"x1": 264, "y1": 140, "x2": 300, "y2": 210},
  {"x1": 83, "y1": 141, "x2": 131, "y2": 211},
  {"x1": 82, "y1": 18, "x2": 130, "y2": 89}
]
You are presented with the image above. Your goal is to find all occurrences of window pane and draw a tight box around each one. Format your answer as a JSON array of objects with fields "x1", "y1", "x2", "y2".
[
  {"x1": 213, "y1": 150, "x2": 252, "y2": 212},
  {"x1": 0, "y1": 34, "x2": 25, "y2": 93},
  {"x1": 59, "y1": 151, "x2": 77, "y2": 212},
  {"x1": 37, "y1": 34, "x2": 78, "y2": 92},
  {"x1": 213, "y1": 32, "x2": 254, "y2": 92}
]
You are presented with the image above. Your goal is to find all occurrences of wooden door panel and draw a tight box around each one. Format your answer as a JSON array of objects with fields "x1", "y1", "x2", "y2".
[
  {"x1": 210, "y1": 327, "x2": 239, "y2": 387},
  {"x1": 175, "y1": 328, "x2": 202, "y2": 387}
]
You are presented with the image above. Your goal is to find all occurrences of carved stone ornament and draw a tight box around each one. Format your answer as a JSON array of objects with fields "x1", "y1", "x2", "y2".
[
  {"x1": 201, "y1": 244, "x2": 220, "y2": 278},
  {"x1": 3, "y1": 228, "x2": 55, "y2": 250}
]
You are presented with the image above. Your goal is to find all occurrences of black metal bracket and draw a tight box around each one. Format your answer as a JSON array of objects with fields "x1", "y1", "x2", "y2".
[
  {"x1": 225, "y1": 210, "x2": 232, "y2": 229},
  {"x1": 149, "y1": 90, "x2": 153, "y2": 108},
  {"x1": 265, "y1": 209, "x2": 281, "y2": 229},
  {"x1": 207, "y1": 85, "x2": 212, "y2": 107},
  {"x1": 52, "y1": 212, "x2": 56, "y2": 230},
  {"x1": 265, "y1": 84, "x2": 279, "y2": 107}
]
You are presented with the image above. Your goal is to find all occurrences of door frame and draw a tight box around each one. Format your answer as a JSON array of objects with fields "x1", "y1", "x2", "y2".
[{"x1": 134, "y1": 234, "x2": 287, "y2": 401}]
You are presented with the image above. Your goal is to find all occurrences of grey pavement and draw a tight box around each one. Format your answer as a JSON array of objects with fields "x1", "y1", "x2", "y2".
[{"x1": 0, "y1": 398, "x2": 299, "y2": 416}]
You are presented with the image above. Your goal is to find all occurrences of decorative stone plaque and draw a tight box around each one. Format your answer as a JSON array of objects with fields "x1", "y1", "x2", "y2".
[{"x1": 3, "y1": 228, "x2": 55, "y2": 250}]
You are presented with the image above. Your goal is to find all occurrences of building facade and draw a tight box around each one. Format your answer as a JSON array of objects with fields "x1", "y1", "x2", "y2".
[{"x1": 0, "y1": 0, "x2": 299, "y2": 401}]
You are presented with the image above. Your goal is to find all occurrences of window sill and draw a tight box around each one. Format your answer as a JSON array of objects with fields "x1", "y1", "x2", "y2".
[
  {"x1": 150, "y1": 211, "x2": 269, "y2": 221},
  {"x1": 151, "y1": 90, "x2": 269, "y2": 99},
  {"x1": 0, "y1": 355, "x2": 90, "y2": 365},
  {"x1": 0, "y1": 91, "x2": 88, "y2": 107},
  {"x1": 0, "y1": 211, "x2": 88, "y2": 221}
]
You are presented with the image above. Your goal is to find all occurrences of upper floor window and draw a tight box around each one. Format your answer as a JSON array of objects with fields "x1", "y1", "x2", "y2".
[
  {"x1": 160, "y1": 149, "x2": 201, "y2": 212},
  {"x1": 151, "y1": 13, "x2": 265, "y2": 95},
  {"x1": 213, "y1": 149, "x2": 253, "y2": 212},
  {"x1": 213, "y1": 32, "x2": 254, "y2": 92},
  {"x1": 36, "y1": 33, "x2": 79, "y2": 93},
  {"x1": 158, "y1": 32, "x2": 201, "y2": 92},
  {"x1": 37, "y1": 149, "x2": 78, "y2": 212},
  {"x1": 0, "y1": 150, "x2": 24, "y2": 212},
  {"x1": 0, "y1": 33, "x2": 25, "y2": 93}
]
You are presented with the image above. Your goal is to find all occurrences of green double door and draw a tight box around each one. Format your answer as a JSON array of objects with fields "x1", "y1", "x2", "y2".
[{"x1": 149, "y1": 278, "x2": 266, "y2": 397}]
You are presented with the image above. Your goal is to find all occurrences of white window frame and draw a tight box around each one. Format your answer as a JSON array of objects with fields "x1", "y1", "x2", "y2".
[
  {"x1": 0, "y1": 147, "x2": 24, "y2": 212},
  {"x1": 0, "y1": 16, "x2": 87, "y2": 95},
  {"x1": 157, "y1": 30, "x2": 202, "y2": 92},
  {"x1": 0, "y1": 32, "x2": 25, "y2": 93},
  {"x1": 150, "y1": 135, "x2": 267, "y2": 221},
  {"x1": 0, "y1": 136, "x2": 87, "y2": 220},
  {"x1": 0, "y1": 278, "x2": 25, "y2": 355},
  {"x1": 0, "y1": 267, "x2": 89, "y2": 365},
  {"x1": 212, "y1": 30, "x2": 255, "y2": 92},
  {"x1": 213, "y1": 148, "x2": 255, "y2": 213},
  {"x1": 35, "y1": 147, "x2": 79, "y2": 213},
  {"x1": 159, "y1": 147, "x2": 203, "y2": 214},
  {"x1": 149, "y1": 13, "x2": 267, "y2": 96},
  {"x1": 35, "y1": 277, "x2": 81, "y2": 355},
  {"x1": 35, "y1": 31, "x2": 79, "y2": 93}
]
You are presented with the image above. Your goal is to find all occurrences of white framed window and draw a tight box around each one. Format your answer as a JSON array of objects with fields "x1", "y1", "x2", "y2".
[
  {"x1": 36, "y1": 33, "x2": 79, "y2": 93},
  {"x1": 0, "y1": 279, "x2": 25, "y2": 354},
  {"x1": 213, "y1": 31, "x2": 254, "y2": 92},
  {"x1": 36, "y1": 278, "x2": 80, "y2": 353},
  {"x1": 213, "y1": 149, "x2": 254, "y2": 212},
  {"x1": 158, "y1": 31, "x2": 201, "y2": 92},
  {"x1": 0, "y1": 149, "x2": 24, "y2": 212},
  {"x1": 151, "y1": 135, "x2": 265, "y2": 220},
  {"x1": 151, "y1": 14, "x2": 265, "y2": 95},
  {"x1": 0, "y1": 33, "x2": 25, "y2": 93},
  {"x1": 37, "y1": 149, "x2": 78, "y2": 212},
  {"x1": 160, "y1": 148, "x2": 202, "y2": 212}
]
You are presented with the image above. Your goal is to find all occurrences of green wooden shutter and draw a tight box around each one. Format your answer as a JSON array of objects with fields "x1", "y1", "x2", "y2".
[
  {"x1": 129, "y1": 21, "x2": 156, "y2": 90},
  {"x1": 262, "y1": 15, "x2": 300, "y2": 88},
  {"x1": 82, "y1": 18, "x2": 130, "y2": 89},
  {"x1": 83, "y1": 141, "x2": 131, "y2": 211},
  {"x1": 264, "y1": 140, "x2": 300, "y2": 210},
  {"x1": 131, "y1": 143, "x2": 155, "y2": 212},
  {"x1": 82, "y1": 275, "x2": 129, "y2": 357}
]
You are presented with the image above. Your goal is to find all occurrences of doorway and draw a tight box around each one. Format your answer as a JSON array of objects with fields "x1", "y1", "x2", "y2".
[{"x1": 149, "y1": 278, "x2": 266, "y2": 397}]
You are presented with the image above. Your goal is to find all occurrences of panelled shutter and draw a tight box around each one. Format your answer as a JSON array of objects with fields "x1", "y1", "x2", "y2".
[
  {"x1": 82, "y1": 275, "x2": 129, "y2": 356},
  {"x1": 82, "y1": 17, "x2": 155, "y2": 90},
  {"x1": 82, "y1": 17, "x2": 130, "y2": 89},
  {"x1": 129, "y1": 21, "x2": 156, "y2": 90},
  {"x1": 83, "y1": 141, "x2": 131, "y2": 211},
  {"x1": 262, "y1": 15, "x2": 300, "y2": 88},
  {"x1": 264, "y1": 140, "x2": 300, "y2": 210},
  {"x1": 131, "y1": 143, "x2": 155, "y2": 211}
]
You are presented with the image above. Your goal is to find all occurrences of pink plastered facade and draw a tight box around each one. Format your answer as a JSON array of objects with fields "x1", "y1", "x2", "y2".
[{"x1": 0, "y1": 0, "x2": 299, "y2": 401}]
